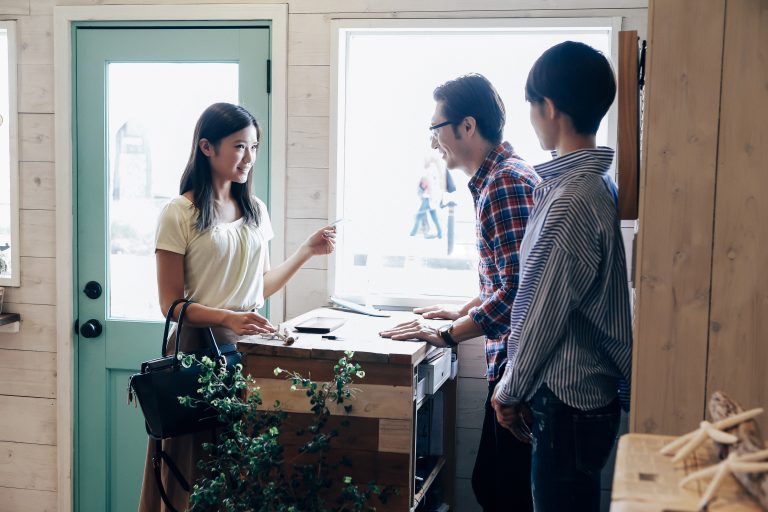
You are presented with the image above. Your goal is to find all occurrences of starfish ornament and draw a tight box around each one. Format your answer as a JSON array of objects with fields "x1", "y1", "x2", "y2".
[
  {"x1": 679, "y1": 449, "x2": 768, "y2": 510},
  {"x1": 660, "y1": 408, "x2": 764, "y2": 463},
  {"x1": 257, "y1": 324, "x2": 297, "y2": 346}
]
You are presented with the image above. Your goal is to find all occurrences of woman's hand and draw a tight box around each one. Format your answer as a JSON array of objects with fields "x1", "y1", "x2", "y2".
[
  {"x1": 222, "y1": 310, "x2": 276, "y2": 336},
  {"x1": 263, "y1": 224, "x2": 336, "y2": 299},
  {"x1": 414, "y1": 304, "x2": 463, "y2": 320},
  {"x1": 301, "y1": 224, "x2": 336, "y2": 256}
]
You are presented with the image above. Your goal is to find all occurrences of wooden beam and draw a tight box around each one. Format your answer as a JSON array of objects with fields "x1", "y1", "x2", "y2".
[
  {"x1": 617, "y1": 30, "x2": 639, "y2": 220},
  {"x1": 256, "y1": 378, "x2": 413, "y2": 420}
]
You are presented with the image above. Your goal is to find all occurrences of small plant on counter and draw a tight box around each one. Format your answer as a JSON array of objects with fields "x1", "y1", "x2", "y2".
[{"x1": 178, "y1": 350, "x2": 396, "y2": 512}]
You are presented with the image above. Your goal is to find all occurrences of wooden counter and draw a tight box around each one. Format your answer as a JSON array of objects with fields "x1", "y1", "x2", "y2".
[
  {"x1": 237, "y1": 308, "x2": 456, "y2": 511},
  {"x1": 610, "y1": 433, "x2": 762, "y2": 511}
]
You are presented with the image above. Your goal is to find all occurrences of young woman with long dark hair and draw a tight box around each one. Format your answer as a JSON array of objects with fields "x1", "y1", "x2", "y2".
[{"x1": 138, "y1": 102, "x2": 335, "y2": 511}]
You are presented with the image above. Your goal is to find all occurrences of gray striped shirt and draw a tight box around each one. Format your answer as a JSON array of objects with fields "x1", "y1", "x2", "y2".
[{"x1": 495, "y1": 147, "x2": 632, "y2": 410}]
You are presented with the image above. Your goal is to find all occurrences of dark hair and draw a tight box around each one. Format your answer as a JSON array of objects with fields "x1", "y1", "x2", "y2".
[
  {"x1": 179, "y1": 103, "x2": 262, "y2": 232},
  {"x1": 433, "y1": 73, "x2": 506, "y2": 145},
  {"x1": 525, "y1": 41, "x2": 616, "y2": 135}
]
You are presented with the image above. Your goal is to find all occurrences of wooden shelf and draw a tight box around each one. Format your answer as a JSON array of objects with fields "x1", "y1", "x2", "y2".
[{"x1": 0, "y1": 313, "x2": 21, "y2": 333}]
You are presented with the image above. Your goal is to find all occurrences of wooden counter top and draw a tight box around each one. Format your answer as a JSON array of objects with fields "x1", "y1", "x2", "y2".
[
  {"x1": 611, "y1": 433, "x2": 762, "y2": 511},
  {"x1": 238, "y1": 307, "x2": 443, "y2": 365}
]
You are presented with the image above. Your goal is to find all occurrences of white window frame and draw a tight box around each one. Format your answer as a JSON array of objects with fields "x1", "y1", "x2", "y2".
[
  {"x1": 329, "y1": 17, "x2": 621, "y2": 308},
  {"x1": 0, "y1": 20, "x2": 20, "y2": 287}
]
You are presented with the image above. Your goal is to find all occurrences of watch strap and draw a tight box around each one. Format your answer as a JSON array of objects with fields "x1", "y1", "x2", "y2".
[{"x1": 439, "y1": 324, "x2": 458, "y2": 347}]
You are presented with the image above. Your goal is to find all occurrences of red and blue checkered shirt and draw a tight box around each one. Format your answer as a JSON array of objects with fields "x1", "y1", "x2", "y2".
[{"x1": 467, "y1": 142, "x2": 540, "y2": 381}]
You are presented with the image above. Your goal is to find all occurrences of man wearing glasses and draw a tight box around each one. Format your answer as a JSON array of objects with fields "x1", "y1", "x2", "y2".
[{"x1": 380, "y1": 73, "x2": 539, "y2": 511}]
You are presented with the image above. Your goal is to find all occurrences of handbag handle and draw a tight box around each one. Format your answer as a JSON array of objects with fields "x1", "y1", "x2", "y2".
[
  {"x1": 161, "y1": 298, "x2": 189, "y2": 357},
  {"x1": 161, "y1": 299, "x2": 224, "y2": 365}
]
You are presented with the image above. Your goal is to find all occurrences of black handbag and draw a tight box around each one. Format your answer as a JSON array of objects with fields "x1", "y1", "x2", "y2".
[
  {"x1": 128, "y1": 299, "x2": 242, "y2": 512},
  {"x1": 128, "y1": 298, "x2": 243, "y2": 440}
]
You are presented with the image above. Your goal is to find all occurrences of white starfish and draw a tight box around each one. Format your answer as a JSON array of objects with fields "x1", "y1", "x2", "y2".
[
  {"x1": 257, "y1": 324, "x2": 297, "y2": 346},
  {"x1": 679, "y1": 449, "x2": 768, "y2": 510},
  {"x1": 660, "y1": 408, "x2": 764, "y2": 463}
]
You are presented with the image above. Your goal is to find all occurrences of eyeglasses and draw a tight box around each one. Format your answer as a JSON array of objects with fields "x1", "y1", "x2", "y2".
[{"x1": 429, "y1": 120, "x2": 454, "y2": 138}]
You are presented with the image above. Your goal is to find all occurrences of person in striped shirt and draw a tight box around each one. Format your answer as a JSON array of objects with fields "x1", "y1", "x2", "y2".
[
  {"x1": 492, "y1": 42, "x2": 633, "y2": 512},
  {"x1": 380, "y1": 73, "x2": 539, "y2": 511}
]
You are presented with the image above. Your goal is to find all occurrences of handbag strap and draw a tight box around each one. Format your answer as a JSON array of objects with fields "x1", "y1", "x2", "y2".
[
  {"x1": 163, "y1": 299, "x2": 224, "y2": 364},
  {"x1": 152, "y1": 438, "x2": 191, "y2": 512},
  {"x1": 201, "y1": 327, "x2": 223, "y2": 361},
  {"x1": 171, "y1": 300, "x2": 195, "y2": 361},
  {"x1": 161, "y1": 298, "x2": 190, "y2": 357}
]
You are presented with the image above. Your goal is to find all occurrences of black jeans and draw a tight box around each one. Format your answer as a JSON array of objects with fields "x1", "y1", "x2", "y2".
[
  {"x1": 529, "y1": 385, "x2": 619, "y2": 512},
  {"x1": 471, "y1": 378, "x2": 533, "y2": 512}
]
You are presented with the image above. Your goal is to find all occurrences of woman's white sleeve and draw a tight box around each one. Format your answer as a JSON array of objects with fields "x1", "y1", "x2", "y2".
[{"x1": 155, "y1": 202, "x2": 189, "y2": 255}]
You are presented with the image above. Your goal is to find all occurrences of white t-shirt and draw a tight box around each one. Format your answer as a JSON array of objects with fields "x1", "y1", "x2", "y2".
[{"x1": 155, "y1": 196, "x2": 274, "y2": 311}]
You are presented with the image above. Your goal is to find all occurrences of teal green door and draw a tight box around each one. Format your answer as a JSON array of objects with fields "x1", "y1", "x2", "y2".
[{"x1": 74, "y1": 24, "x2": 270, "y2": 512}]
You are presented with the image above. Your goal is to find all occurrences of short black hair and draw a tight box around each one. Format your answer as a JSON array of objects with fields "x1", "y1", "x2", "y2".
[
  {"x1": 433, "y1": 73, "x2": 506, "y2": 145},
  {"x1": 525, "y1": 41, "x2": 616, "y2": 135}
]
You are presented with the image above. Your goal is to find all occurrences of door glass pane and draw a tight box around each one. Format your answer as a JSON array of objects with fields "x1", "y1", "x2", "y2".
[{"x1": 107, "y1": 62, "x2": 238, "y2": 320}]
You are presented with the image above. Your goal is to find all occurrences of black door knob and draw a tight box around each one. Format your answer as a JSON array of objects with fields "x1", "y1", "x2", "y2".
[
  {"x1": 83, "y1": 281, "x2": 102, "y2": 300},
  {"x1": 80, "y1": 319, "x2": 103, "y2": 338}
]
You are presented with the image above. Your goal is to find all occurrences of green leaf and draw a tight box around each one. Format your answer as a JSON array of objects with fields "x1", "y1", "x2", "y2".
[{"x1": 182, "y1": 352, "x2": 375, "y2": 510}]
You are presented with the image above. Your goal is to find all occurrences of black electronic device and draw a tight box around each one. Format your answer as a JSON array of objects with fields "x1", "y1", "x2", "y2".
[{"x1": 293, "y1": 316, "x2": 346, "y2": 334}]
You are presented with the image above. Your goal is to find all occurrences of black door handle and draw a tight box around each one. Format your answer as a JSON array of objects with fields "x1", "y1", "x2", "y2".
[
  {"x1": 80, "y1": 319, "x2": 103, "y2": 338},
  {"x1": 83, "y1": 281, "x2": 102, "y2": 299}
]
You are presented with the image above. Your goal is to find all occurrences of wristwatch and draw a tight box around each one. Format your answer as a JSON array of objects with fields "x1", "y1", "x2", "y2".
[{"x1": 438, "y1": 324, "x2": 458, "y2": 348}]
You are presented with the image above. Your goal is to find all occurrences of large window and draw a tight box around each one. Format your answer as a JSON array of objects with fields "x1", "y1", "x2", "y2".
[
  {"x1": 331, "y1": 19, "x2": 618, "y2": 307},
  {"x1": 0, "y1": 21, "x2": 18, "y2": 286}
]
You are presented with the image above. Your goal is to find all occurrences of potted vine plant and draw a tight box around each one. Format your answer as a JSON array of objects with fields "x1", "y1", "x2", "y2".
[{"x1": 179, "y1": 350, "x2": 396, "y2": 512}]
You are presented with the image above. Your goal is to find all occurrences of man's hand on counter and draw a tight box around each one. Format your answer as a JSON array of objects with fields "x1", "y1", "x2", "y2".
[
  {"x1": 378, "y1": 319, "x2": 448, "y2": 347},
  {"x1": 413, "y1": 304, "x2": 462, "y2": 320}
]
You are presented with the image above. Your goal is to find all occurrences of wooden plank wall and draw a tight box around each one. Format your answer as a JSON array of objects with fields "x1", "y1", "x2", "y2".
[
  {"x1": 0, "y1": 0, "x2": 58, "y2": 510},
  {"x1": 634, "y1": 0, "x2": 768, "y2": 436},
  {"x1": 705, "y1": 0, "x2": 768, "y2": 431},
  {"x1": 632, "y1": 0, "x2": 725, "y2": 435},
  {"x1": 0, "y1": 1, "x2": 647, "y2": 511}
]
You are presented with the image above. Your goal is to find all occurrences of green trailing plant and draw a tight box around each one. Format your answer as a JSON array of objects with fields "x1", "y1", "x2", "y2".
[{"x1": 178, "y1": 350, "x2": 396, "y2": 512}]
